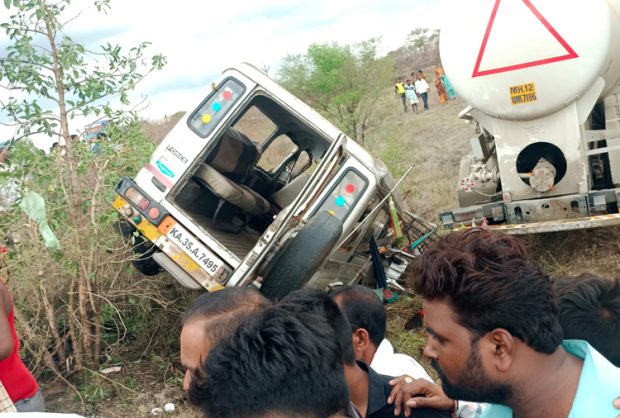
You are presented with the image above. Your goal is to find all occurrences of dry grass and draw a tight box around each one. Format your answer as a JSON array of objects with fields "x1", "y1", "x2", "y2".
[
  {"x1": 141, "y1": 112, "x2": 185, "y2": 144},
  {"x1": 43, "y1": 360, "x2": 201, "y2": 418},
  {"x1": 524, "y1": 226, "x2": 620, "y2": 277},
  {"x1": 385, "y1": 295, "x2": 438, "y2": 382},
  {"x1": 364, "y1": 93, "x2": 466, "y2": 220}
]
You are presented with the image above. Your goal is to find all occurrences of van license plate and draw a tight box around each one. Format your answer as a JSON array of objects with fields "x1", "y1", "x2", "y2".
[{"x1": 166, "y1": 223, "x2": 223, "y2": 276}]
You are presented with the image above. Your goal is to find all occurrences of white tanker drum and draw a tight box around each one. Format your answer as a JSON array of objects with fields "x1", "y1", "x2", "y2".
[{"x1": 439, "y1": 0, "x2": 620, "y2": 233}]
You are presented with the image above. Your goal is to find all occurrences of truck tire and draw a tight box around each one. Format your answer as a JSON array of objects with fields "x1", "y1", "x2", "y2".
[
  {"x1": 260, "y1": 211, "x2": 343, "y2": 300},
  {"x1": 116, "y1": 220, "x2": 162, "y2": 276}
]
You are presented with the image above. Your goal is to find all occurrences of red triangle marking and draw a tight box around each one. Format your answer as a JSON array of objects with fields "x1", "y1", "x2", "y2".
[{"x1": 472, "y1": 0, "x2": 579, "y2": 78}]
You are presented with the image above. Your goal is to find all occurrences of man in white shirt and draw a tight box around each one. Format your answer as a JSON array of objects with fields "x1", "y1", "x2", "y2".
[
  {"x1": 414, "y1": 72, "x2": 430, "y2": 111},
  {"x1": 330, "y1": 285, "x2": 432, "y2": 381},
  {"x1": 331, "y1": 285, "x2": 486, "y2": 418},
  {"x1": 371, "y1": 338, "x2": 432, "y2": 381}
]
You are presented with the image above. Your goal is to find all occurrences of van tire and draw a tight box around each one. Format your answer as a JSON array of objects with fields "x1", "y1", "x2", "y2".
[
  {"x1": 132, "y1": 249, "x2": 163, "y2": 277},
  {"x1": 116, "y1": 220, "x2": 163, "y2": 276},
  {"x1": 260, "y1": 211, "x2": 343, "y2": 300}
]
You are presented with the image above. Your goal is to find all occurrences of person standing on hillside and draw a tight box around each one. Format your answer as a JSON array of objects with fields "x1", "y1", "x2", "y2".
[
  {"x1": 436, "y1": 65, "x2": 456, "y2": 100},
  {"x1": 434, "y1": 66, "x2": 449, "y2": 104},
  {"x1": 0, "y1": 275, "x2": 45, "y2": 412},
  {"x1": 414, "y1": 72, "x2": 430, "y2": 111},
  {"x1": 394, "y1": 79, "x2": 407, "y2": 112},
  {"x1": 404, "y1": 80, "x2": 419, "y2": 113}
]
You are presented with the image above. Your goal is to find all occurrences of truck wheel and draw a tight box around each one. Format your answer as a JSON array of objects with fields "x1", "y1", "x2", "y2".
[
  {"x1": 260, "y1": 211, "x2": 343, "y2": 300},
  {"x1": 116, "y1": 220, "x2": 162, "y2": 276}
]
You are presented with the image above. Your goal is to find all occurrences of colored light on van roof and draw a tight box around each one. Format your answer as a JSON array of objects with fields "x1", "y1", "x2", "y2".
[
  {"x1": 222, "y1": 91, "x2": 233, "y2": 100},
  {"x1": 201, "y1": 114, "x2": 212, "y2": 124},
  {"x1": 345, "y1": 183, "x2": 355, "y2": 193},
  {"x1": 212, "y1": 102, "x2": 222, "y2": 112},
  {"x1": 336, "y1": 196, "x2": 346, "y2": 207}
]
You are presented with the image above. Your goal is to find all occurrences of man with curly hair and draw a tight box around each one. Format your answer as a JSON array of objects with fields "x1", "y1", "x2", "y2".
[{"x1": 406, "y1": 228, "x2": 619, "y2": 418}]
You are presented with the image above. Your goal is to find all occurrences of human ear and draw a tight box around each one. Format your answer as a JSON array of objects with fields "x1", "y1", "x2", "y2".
[
  {"x1": 353, "y1": 328, "x2": 371, "y2": 351},
  {"x1": 487, "y1": 329, "x2": 515, "y2": 372}
]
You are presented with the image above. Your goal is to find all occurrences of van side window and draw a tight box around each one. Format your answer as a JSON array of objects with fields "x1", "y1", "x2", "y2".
[
  {"x1": 313, "y1": 169, "x2": 368, "y2": 222},
  {"x1": 257, "y1": 134, "x2": 297, "y2": 172},
  {"x1": 233, "y1": 106, "x2": 277, "y2": 146}
]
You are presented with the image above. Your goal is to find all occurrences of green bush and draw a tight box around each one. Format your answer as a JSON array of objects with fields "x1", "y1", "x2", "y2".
[{"x1": 1, "y1": 122, "x2": 192, "y2": 379}]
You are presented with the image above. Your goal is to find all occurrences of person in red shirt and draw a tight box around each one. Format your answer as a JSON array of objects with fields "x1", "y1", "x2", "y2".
[{"x1": 0, "y1": 276, "x2": 45, "y2": 412}]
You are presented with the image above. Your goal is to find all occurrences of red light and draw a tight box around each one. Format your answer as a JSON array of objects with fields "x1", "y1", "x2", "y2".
[
  {"x1": 148, "y1": 207, "x2": 160, "y2": 219},
  {"x1": 223, "y1": 91, "x2": 233, "y2": 100},
  {"x1": 345, "y1": 184, "x2": 355, "y2": 194}
]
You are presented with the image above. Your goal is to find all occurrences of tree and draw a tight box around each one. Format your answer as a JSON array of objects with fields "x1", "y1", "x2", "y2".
[
  {"x1": 1, "y1": 0, "x2": 166, "y2": 141},
  {"x1": 278, "y1": 39, "x2": 393, "y2": 145},
  {"x1": 0, "y1": 0, "x2": 166, "y2": 372},
  {"x1": 406, "y1": 28, "x2": 439, "y2": 52},
  {"x1": 398, "y1": 28, "x2": 441, "y2": 73}
]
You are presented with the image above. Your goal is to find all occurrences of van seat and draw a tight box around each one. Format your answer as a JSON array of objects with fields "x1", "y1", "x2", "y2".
[
  {"x1": 205, "y1": 128, "x2": 260, "y2": 183},
  {"x1": 272, "y1": 173, "x2": 310, "y2": 209},
  {"x1": 194, "y1": 164, "x2": 271, "y2": 216}
]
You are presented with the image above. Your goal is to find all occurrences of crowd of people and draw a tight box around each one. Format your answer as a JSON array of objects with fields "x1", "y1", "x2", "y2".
[
  {"x1": 1, "y1": 228, "x2": 619, "y2": 417},
  {"x1": 395, "y1": 65, "x2": 456, "y2": 113},
  {"x1": 175, "y1": 228, "x2": 619, "y2": 418}
]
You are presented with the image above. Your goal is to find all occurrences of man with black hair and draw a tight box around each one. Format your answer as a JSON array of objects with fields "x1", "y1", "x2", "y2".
[
  {"x1": 179, "y1": 287, "x2": 269, "y2": 391},
  {"x1": 189, "y1": 305, "x2": 353, "y2": 418},
  {"x1": 553, "y1": 273, "x2": 620, "y2": 367},
  {"x1": 406, "y1": 228, "x2": 620, "y2": 418},
  {"x1": 280, "y1": 288, "x2": 449, "y2": 418},
  {"x1": 330, "y1": 285, "x2": 431, "y2": 381}
]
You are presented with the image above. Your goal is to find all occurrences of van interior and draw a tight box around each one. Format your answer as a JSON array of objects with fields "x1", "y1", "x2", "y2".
[{"x1": 171, "y1": 94, "x2": 332, "y2": 259}]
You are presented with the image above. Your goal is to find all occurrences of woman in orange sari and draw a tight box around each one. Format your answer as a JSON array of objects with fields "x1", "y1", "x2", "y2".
[{"x1": 435, "y1": 65, "x2": 449, "y2": 104}]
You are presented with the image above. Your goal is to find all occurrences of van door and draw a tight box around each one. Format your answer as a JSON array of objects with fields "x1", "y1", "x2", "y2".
[{"x1": 226, "y1": 133, "x2": 347, "y2": 287}]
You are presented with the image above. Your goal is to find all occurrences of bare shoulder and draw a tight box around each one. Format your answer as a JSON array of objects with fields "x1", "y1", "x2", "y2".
[{"x1": 0, "y1": 280, "x2": 11, "y2": 314}]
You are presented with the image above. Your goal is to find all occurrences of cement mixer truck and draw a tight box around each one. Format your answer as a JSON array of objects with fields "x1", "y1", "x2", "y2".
[{"x1": 438, "y1": 0, "x2": 620, "y2": 234}]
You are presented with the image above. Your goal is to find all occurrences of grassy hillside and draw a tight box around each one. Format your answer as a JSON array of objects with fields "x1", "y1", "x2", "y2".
[{"x1": 365, "y1": 94, "x2": 465, "y2": 219}]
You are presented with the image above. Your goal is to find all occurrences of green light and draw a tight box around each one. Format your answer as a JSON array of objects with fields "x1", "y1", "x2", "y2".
[{"x1": 133, "y1": 215, "x2": 142, "y2": 224}]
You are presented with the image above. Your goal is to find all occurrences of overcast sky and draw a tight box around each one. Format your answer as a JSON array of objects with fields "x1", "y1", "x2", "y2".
[{"x1": 0, "y1": 0, "x2": 447, "y2": 147}]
